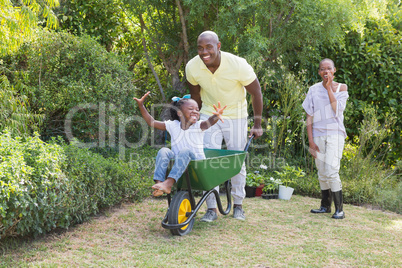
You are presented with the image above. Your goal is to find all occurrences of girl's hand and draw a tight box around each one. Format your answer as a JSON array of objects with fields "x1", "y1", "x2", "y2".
[
  {"x1": 308, "y1": 141, "x2": 320, "y2": 159},
  {"x1": 133, "y1": 91, "x2": 150, "y2": 105},
  {"x1": 212, "y1": 101, "x2": 227, "y2": 123}
]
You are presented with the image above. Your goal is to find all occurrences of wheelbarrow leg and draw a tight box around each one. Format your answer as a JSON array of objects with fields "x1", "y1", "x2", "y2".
[{"x1": 215, "y1": 180, "x2": 232, "y2": 215}]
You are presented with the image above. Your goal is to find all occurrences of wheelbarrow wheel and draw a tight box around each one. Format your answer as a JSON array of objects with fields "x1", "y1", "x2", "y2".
[{"x1": 168, "y1": 191, "x2": 194, "y2": 236}]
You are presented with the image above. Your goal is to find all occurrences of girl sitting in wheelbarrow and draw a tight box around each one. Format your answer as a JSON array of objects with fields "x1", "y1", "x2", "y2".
[{"x1": 134, "y1": 91, "x2": 226, "y2": 196}]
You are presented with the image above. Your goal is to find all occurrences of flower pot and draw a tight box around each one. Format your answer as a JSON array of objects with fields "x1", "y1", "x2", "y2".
[
  {"x1": 255, "y1": 184, "x2": 264, "y2": 197},
  {"x1": 245, "y1": 186, "x2": 256, "y2": 197},
  {"x1": 278, "y1": 185, "x2": 294, "y2": 200}
]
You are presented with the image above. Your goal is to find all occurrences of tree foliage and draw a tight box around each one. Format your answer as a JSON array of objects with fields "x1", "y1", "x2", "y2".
[
  {"x1": 0, "y1": 75, "x2": 43, "y2": 136},
  {"x1": 0, "y1": 0, "x2": 59, "y2": 56},
  {"x1": 56, "y1": 0, "x2": 399, "y2": 162},
  {"x1": 55, "y1": 0, "x2": 128, "y2": 51},
  {"x1": 3, "y1": 30, "x2": 137, "y2": 143}
]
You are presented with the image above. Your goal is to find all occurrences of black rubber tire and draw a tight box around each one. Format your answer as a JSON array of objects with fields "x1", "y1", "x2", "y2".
[{"x1": 168, "y1": 191, "x2": 194, "y2": 236}]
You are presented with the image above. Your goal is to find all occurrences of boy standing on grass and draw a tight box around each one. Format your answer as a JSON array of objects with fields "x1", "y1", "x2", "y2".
[{"x1": 302, "y1": 58, "x2": 349, "y2": 219}]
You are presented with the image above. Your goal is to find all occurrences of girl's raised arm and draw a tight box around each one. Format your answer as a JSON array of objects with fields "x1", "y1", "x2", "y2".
[
  {"x1": 200, "y1": 101, "x2": 226, "y2": 131},
  {"x1": 134, "y1": 91, "x2": 166, "y2": 131}
]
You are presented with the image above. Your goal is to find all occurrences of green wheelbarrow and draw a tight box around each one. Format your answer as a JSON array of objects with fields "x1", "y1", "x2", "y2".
[{"x1": 161, "y1": 136, "x2": 254, "y2": 236}]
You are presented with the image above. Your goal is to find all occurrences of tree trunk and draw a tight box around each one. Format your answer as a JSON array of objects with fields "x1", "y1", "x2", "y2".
[
  {"x1": 139, "y1": 14, "x2": 166, "y2": 101},
  {"x1": 176, "y1": 0, "x2": 189, "y2": 64}
]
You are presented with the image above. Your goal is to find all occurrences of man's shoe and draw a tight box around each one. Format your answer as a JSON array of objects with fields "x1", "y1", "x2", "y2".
[
  {"x1": 311, "y1": 206, "x2": 331, "y2": 213},
  {"x1": 200, "y1": 209, "x2": 217, "y2": 222},
  {"x1": 233, "y1": 206, "x2": 246, "y2": 220}
]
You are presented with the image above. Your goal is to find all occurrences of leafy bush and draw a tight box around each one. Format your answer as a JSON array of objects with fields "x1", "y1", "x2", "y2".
[
  {"x1": 252, "y1": 60, "x2": 307, "y2": 159},
  {"x1": 0, "y1": 132, "x2": 154, "y2": 239},
  {"x1": 275, "y1": 164, "x2": 305, "y2": 188},
  {"x1": 0, "y1": 131, "x2": 69, "y2": 238},
  {"x1": 0, "y1": 75, "x2": 43, "y2": 136},
  {"x1": 3, "y1": 29, "x2": 138, "y2": 143},
  {"x1": 373, "y1": 169, "x2": 401, "y2": 214},
  {"x1": 340, "y1": 107, "x2": 397, "y2": 205}
]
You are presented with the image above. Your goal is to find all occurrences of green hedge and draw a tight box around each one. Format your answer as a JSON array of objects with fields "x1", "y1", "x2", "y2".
[
  {"x1": 0, "y1": 132, "x2": 154, "y2": 239},
  {"x1": 3, "y1": 29, "x2": 139, "y2": 143}
]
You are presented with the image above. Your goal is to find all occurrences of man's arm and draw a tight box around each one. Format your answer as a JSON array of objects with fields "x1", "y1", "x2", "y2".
[
  {"x1": 188, "y1": 82, "x2": 202, "y2": 110},
  {"x1": 245, "y1": 78, "x2": 263, "y2": 138}
]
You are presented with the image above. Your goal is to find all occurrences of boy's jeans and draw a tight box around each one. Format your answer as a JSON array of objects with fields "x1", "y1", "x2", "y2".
[{"x1": 153, "y1": 147, "x2": 196, "y2": 182}]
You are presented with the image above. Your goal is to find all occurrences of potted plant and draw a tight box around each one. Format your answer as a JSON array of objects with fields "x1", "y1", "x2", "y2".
[
  {"x1": 245, "y1": 172, "x2": 264, "y2": 198},
  {"x1": 275, "y1": 164, "x2": 305, "y2": 200},
  {"x1": 253, "y1": 170, "x2": 266, "y2": 197},
  {"x1": 261, "y1": 177, "x2": 282, "y2": 199}
]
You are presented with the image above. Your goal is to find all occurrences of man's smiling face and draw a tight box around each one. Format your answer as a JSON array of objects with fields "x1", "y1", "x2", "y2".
[{"x1": 197, "y1": 33, "x2": 221, "y2": 68}]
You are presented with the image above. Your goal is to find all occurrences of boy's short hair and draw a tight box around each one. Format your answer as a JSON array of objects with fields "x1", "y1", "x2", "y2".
[{"x1": 319, "y1": 58, "x2": 335, "y2": 68}]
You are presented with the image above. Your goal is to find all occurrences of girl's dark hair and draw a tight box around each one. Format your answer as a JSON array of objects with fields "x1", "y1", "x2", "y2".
[{"x1": 167, "y1": 98, "x2": 192, "y2": 121}]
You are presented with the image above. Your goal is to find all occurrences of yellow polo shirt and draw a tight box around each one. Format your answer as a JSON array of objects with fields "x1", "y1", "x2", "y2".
[{"x1": 185, "y1": 51, "x2": 257, "y2": 119}]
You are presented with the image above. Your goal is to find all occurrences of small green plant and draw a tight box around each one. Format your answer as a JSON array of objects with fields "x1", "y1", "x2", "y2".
[
  {"x1": 275, "y1": 164, "x2": 305, "y2": 188},
  {"x1": 245, "y1": 172, "x2": 264, "y2": 187},
  {"x1": 263, "y1": 177, "x2": 283, "y2": 194}
]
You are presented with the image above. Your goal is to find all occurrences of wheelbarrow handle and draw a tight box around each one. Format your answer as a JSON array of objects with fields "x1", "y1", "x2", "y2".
[{"x1": 243, "y1": 134, "x2": 255, "y2": 152}]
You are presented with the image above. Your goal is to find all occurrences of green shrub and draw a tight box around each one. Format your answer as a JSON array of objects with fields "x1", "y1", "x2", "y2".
[
  {"x1": 252, "y1": 60, "x2": 307, "y2": 159},
  {"x1": 340, "y1": 107, "x2": 397, "y2": 205},
  {"x1": 0, "y1": 131, "x2": 70, "y2": 238},
  {"x1": 0, "y1": 76, "x2": 43, "y2": 136},
  {"x1": 275, "y1": 164, "x2": 305, "y2": 188},
  {"x1": 0, "y1": 132, "x2": 154, "y2": 239},
  {"x1": 373, "y1": 172, "x2": 401, "y2": 214},
  {"x1": 3, "y1": 29, "x2": 138, "y2": 143}
]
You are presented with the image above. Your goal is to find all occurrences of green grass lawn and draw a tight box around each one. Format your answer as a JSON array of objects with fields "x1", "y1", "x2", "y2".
[{"x1": 1, "y1": 195, "x2": 401, "y2": 267}]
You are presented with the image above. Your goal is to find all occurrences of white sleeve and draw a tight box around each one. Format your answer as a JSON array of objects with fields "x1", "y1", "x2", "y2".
[
  {"x1": 165, "y1": 120, "x2": 173, "y2": 134},
  {"x1": 335, "y1": 91, "x2": 349, "y2": 117},
  {"x1": 302, "y1": 88, "x2": 314, "y2": 116}
]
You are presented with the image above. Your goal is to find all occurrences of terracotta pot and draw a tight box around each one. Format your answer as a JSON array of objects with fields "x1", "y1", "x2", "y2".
[{"x1": 255, "y1": 184, "x2": 264, "y2": 197}]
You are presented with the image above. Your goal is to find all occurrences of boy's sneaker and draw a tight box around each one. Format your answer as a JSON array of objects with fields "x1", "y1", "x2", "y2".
[
  {"x1": 233, "y1": 206, "x2": 246, "y2": 220},
  {"x1": 200, "y1": 209, "x2": 217, "y2": 222}
]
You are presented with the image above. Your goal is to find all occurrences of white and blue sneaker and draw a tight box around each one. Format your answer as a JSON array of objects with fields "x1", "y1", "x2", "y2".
[
  {"x1": 233, "y1": 206, "x2": 246, "y2": 220},
  {"x1": 200, "y1": 209, "x2": 217, "y2": 222}
]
